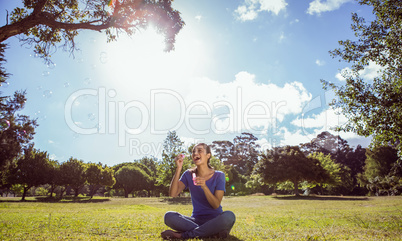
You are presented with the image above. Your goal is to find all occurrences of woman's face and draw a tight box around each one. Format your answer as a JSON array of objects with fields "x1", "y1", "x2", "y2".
[{"x1": 192, "y1": 145, "x2": 210, "y2": 166}]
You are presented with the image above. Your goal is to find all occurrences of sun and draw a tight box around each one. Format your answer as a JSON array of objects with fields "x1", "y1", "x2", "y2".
[{"x1": 99, "y1": 24, "x2": 209, "y2": 93}]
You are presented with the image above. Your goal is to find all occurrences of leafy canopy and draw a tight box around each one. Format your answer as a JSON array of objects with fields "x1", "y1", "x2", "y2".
[{"x1": 322, "y1": 0, "x2": 402, "y2": 156}]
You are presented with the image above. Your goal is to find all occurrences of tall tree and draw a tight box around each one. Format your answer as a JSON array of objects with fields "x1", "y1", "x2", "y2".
[
  {"x1": 156, "y1": 130, "x2": 184, "y2": 192},
  {"x1": 0, "y1": 44, "x2": 36, "y2": 188},
  {"x1": 232, "y1": 132, "x2": 260, "y2": 176},
  {"x1": 115, "y1": 164, "x2": 151, "y2": 198},
  {"x1": 322, "y1": 0, "x2": 402, "y2": 157},
  {"x1": 59, "y1": 157, "x2": 87, "y2": 197},
  {"x1": 211, "y1": 140, "x2": 234, "y2": 163},
  {"x1": 358, "y1": 145, "x2": 400, "y2": 195},
  {"x1": 254, "y1": 146, "x2": 330, "y2": 196},
  {"x1": 1, "y1": 0, "x2": 185, "y2": 62},
  {"x1": 8, "y1": 146, "x2": 51, "y2": 201},
  {"x1": 85, "y1": 162, "x2": 115, "y2": 198}
]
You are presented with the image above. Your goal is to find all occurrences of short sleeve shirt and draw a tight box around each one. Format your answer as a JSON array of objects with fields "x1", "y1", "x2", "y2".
[{"x1": 179, "y1": 170, "x2": 226, "y2": 219}]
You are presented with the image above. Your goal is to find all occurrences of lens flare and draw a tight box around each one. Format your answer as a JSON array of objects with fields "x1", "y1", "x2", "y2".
[
  {"x1": 225, "y1": 176, "x2": 229, "y2": 182},
  {"x1": 231, "y1": 185, "x2": 235, "y2": 190}
]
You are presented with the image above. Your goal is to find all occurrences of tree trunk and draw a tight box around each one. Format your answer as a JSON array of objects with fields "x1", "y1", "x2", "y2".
[
  {"x1": 293, "y1": 180, "x2": 299, "y2": 196},
  {"x1": 124, "y1": 189, "x2": 129, "y2": 198},
  {"x1": 21, "y1": 186, "x2": 29, "y2": 201}
]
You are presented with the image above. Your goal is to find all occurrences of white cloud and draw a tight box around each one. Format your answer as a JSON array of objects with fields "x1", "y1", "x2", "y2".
[
  {"x1": 307, "y1": 0, "x2": 353, "y2": 15},
  {"x1": 335, "y1": 61, "x2": 383, "y2": 81},
  {"x1": 315, "y1": 59, "x2": 325, "y2": 66},
  {"x1": 235, "y1": 0, "x2": 288, "y2": 22}
]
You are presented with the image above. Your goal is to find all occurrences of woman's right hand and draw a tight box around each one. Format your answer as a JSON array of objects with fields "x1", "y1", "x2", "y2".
[{"x1": 174, "y1": 154, "x2": 185, "y2": 169}]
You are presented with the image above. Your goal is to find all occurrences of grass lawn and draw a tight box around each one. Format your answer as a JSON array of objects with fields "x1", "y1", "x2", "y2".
[{"x1": 0, "y1": 195, "x2": 401, "y2": 240}]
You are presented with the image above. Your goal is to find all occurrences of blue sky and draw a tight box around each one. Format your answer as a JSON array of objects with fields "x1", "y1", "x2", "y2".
[{"x1": 1, "y1": 0, "x2": 376, "y2": 165}]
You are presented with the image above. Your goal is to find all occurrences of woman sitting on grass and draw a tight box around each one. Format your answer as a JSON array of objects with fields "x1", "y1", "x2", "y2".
[{"x1": 161, "y1": 143, "x2": 236, "y2": 239}]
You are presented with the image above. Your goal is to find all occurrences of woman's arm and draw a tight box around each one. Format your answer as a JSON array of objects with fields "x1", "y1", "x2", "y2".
[
  {"x1": 196, "y1": 174, "x2": 224, "y2": 209},
  {"x1": 169, "y1": 155, "x2": 186, "y2": 197},
  {"x1": 201, "y1": 186, "x2": 224, "y2": 209},
  {"x1": 169, "y1": 167, "x2": 186, "y2": 197}
]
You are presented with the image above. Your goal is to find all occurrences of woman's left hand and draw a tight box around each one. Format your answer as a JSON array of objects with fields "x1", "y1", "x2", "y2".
[{"x1": 195, "y1": 177, "x2": 207, "y2": 189}]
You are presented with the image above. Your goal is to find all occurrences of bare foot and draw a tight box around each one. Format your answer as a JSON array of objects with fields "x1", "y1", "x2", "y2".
[{"x1": 161, "y1": 230, "x2": 182, "y2": 239}]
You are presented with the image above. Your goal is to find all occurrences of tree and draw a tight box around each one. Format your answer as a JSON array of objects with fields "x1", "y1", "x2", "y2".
[
  {"x1": 306, "y1": 152, "x2": 347, "y2": 194},
  {"x1": 212, "y1": 133, "x2": 260, "y2": 176},
  {"x1": 156, "y1": 131, "x2": 184, "y2": 192},
  {"x1": 8, "y1": 146, "x2": 51, "y2": 201},
  {"x1": 212, "y1": 140, "x2": 234, "y2": 163},
  {"x1": 232, "y1": 132, "x2": 260, "y2": 176},
  {"x1": 59, "y1": 157, "x2": 86, "y2": 197},
  {"x1": 0, "y1": 90, "x2": 37, "y2": 174},
  {"x1": 46, "y1": 159, "x2": 60, "y2": 197},
  {"x1": 358, "y1": 145, "x2": 400, "y2": 195},
  {"x1": 133, "y1": 156, "x2": 160, "y2": 196},
  {"x1": 1, "y1": 0, "x2": 185, "y2": 62},
  {"x1": 254, "y1": 146, "x2": 330, "y2": 196},
  {"x1": 322, "y1": 0, "x2": 402, "y2": 157},
  {"x1": 85, "y1": 162, "x2": 115, "y2": 198},
  {"x1": 115, "y1": 165, "x2": 151, "y2": 198}
]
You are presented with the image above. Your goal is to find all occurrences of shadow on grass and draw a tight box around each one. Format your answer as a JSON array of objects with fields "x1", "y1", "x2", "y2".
[
  {"x1": 203, "y1": 235, "x2": 243, "y2": 241},
  {"x1": 160, "y1": 196, "x2": 192, "y2": 205},
  {"x1": 0, "y1": 196, "x2": 111, "y2": 203},
  {"x1": 273, "y1": 195, "x2": 369, "y2": 201}
]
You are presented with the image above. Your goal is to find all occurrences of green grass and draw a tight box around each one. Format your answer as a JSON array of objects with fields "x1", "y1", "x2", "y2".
[{"x1": 1, "y1": 195, "x2": 401, "y2": 240}]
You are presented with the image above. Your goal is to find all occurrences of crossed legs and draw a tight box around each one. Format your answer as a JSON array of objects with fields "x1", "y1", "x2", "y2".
[{"x1": 163, "y1": 211, "x2": 236, "y2": 239}]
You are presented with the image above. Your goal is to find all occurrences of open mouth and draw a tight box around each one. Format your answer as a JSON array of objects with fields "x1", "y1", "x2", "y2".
[{"x1": 193, "y1": 157, "x2": 201, "y2": 162}]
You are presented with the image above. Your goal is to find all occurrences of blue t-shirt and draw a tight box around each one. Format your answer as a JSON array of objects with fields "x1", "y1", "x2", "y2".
[{"x1": 180, "y1": 170, "x2": 226, "y2": 219}]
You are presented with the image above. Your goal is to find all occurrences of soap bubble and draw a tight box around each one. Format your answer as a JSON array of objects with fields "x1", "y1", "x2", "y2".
[
  {"x1": 64, "y1": 82, "x2": 70, "y2": 88},
  {"x1": 0, "y1": 82, "x2": 9, "y2": 88},
  {"x1": 37, "y1": 86, "x2": 43, "y2": 90},
  {"x1": 231, "y1": 185, "x2": 235, "y2": 190},
  {"x1": 225, "y1": 176, "x2": 229, "y2": 182},
  {"x1": 84, "y1": 78, "x2": 91, "y2": 85},
  {"x1": 0, "y1": 119, "x2": 10, "y2": 131},
  {"x1": 100, "y1": 52, "x2": 108, "y2": 64},
  {"x1": 42, "y1": 71, "x2": 50, "y2": 77},
  {"x1": 18, "y1": 130, "x2": 27, "y2": 137},
  {"x1": 47, "y1": 63, "x2": 56, "y2": 69},
  {"x1": 88, "y1": 113, "x2": 96, "y2": 121},
  {"x1": 43, "y1": 90, "x2": 53, "y2": 98},
  {"x1": 91, "y1": 64, "x2": 97, "y2": 69},
  {"x1": 96, "y1": 123, "x2": 103, "y2": 131}
]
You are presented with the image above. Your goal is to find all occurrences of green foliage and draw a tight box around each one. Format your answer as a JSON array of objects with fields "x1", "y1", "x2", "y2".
[
  {"x1": 115, "y1": 165, "x2": 151, "y2": 198},
  {"x1": 7, "y1": 146, "x2": 51, "y2": 200},
  {"x1": 0, "y1": 90, "x2": 37, "y2": 175},
  {"x1": 309, "y1": 152, "x2": 342, "y2": 187},
  {"x1": 34, "y1": 186, "x2": 49, "y2": 196},
  {"x1": 358, "y1": 145, "x2": 401, "y2": 195},
  {"x1": 255, "y1": 146, "x2": 330, "y2": 196},
  {"x1": 156, "y1": 131, "x2": 184, "y2": 192},
  {"x1": 59, "y1": 157, "x2": 87, "y2": 197},
  {"x1": 212, "y1": 132, "x2": 260, "y2": 177},
  {"x1": 1, "y1": 0, "x2": 185, "y2": 62},
  {"x1": 322, "y1": 0, "x2": 402, "y2": 157},
  {"x1": 85, "y1": 162, "x2": 115, "y2": 198}
]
